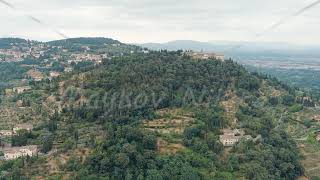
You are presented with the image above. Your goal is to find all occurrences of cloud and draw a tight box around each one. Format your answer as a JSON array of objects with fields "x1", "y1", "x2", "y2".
[{"x1": 0, "y1": 0, "x2": 319, "y2": 44}]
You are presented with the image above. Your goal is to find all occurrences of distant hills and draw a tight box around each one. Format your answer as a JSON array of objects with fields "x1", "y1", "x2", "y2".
[
  {"x1": 140, "y1": 40, "x2": 320, "y2": 58},
  {"x1": 0, "y1": 37, "x2": 123, "y2": 47}
]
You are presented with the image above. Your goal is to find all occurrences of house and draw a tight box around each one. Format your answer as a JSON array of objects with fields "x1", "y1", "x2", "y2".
[
  {"x1": 220, "y1": 134, "x2": 242, "y2": 146},
  {"x1": 13, "y1": 124, "x2": 33, "y2": 134},
  {"x1": 219, "y1": 129, "x2": 252, "y2": 146},
  {"x1": 12, "y1": 86, "x2": 31, "y2": 94},
  {"x1": 0, "y1": 130, "x2": 13, "y2": 137},
  {"x1": 2, "y1": 145, "x2": 38, "y2": 160},
  {"x1": 316, "y1": 134, "x2": 320, "y2": 142}
]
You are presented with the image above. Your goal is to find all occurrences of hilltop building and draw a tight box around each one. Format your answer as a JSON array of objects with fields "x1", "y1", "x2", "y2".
[{"x1": 185, "y1": 50, "x2": 224, "y2": 61}]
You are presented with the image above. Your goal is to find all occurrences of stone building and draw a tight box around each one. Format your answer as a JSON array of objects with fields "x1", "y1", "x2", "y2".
[{"x1": 2, "y1": 145, "x2": 38, "y2": 160}]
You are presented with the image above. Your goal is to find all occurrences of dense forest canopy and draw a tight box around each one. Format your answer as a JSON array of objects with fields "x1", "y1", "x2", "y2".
[
  {"x1": 36, "y1": 51, "x2": 304, "y2": 179},
  {"x1": 48, "y1": 37, "x2": 122, "y2": 46},
  {"x1": 0, "y1": 38, "x2": 27, "y2": 49}
]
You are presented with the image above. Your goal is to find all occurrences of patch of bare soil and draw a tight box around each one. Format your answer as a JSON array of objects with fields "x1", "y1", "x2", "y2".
[
  {"x1": 156, "y1": 138, "x2": 185, "y2": 155},
  {"x1": 220, "y1": 91, "x2": 245, "y2": 126}
]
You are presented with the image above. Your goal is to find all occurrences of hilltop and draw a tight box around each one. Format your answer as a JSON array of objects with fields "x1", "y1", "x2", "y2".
[
  {"x1": 140, "y1": 40, "x2": 320, "y2": 91},
  {"x1": 0, "y1": 38, "x2": 319, "y2": 179},
  {"x1": 48, "y1": 37, "x2": 122, "y2": 46}
]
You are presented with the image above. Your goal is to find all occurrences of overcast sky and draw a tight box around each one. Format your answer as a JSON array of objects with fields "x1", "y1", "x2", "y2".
[{"x1": 0, "y1": 0, "x2": 319, "y2": 44}]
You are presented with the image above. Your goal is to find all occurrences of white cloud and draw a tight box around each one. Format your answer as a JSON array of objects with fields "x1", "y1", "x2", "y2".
[{"x1": 0, "y1": 0, "x2": 320, "y2": 44}]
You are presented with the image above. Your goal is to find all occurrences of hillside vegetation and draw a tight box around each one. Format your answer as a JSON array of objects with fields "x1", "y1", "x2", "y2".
[{"x1": 0, "y1": 39, "x2": 319, "y2": 179}]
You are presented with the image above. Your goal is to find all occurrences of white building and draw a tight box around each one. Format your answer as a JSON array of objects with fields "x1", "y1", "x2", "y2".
[
  {"x1": 185, "y1": 51, "x2": 225, "y2": 61},
  {"x1": 219, "y1": 129, "x2": 252, "y2": 146},
  {"x1": 3, "y1": 145, "x2": 38, "y2": 160}
]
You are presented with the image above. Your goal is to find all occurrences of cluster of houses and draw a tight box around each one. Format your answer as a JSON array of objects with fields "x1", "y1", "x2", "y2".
[
  {"x1": 219, "y1": 129, "x2": 258, "y2": 146},
  {"x1": 0, "y1": 42, "x2": 50, "y2": 61},
  {"x1": 0, "y1": 49, "x2": 28, "y2": 62},
  {"x1": 185, "y1": 50, "x2": 225, "y2": 61},
  {"x1": 69, "y1": 53, "x2": 107, "y2": 64},
  {"x1": 0, "y1": 123, "x2": 37, "y2": 160}
]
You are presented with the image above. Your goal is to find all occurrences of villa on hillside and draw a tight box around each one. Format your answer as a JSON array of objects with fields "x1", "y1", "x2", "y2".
[
  {"x1": 219, "y1": 129, "x2": 252, "y2": 146},
  {"x1": 185, "y1": 50, "x2": 225, "y2": 61},
  {"x1": 2, "y1": 145, "x2": 38, "y2": 160}
]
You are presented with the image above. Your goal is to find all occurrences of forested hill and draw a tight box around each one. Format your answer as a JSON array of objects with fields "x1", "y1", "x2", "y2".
[
  {"x1": 48, "y1": 37, "x2": 122, "y2": 46},
  {"x1": 1, "y1": 49, "x2": 318, "y2": 179},
  {"x1": 0, "y1": 38, "x2": 28, "y2": 49}
]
